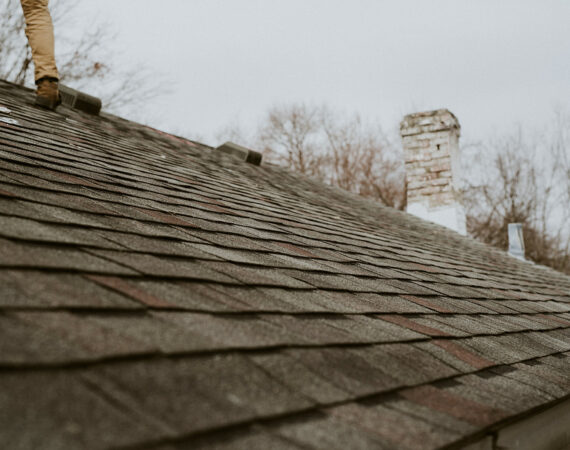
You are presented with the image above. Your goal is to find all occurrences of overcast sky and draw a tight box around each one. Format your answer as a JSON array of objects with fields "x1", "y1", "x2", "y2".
[{"x1": 76, "y1": 0, "x2": 570, "y2": 145}]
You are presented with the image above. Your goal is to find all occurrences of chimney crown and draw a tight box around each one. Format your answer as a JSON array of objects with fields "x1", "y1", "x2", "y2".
[{"x1": 400, "y1": 109, "x2": 460, "y2": 136}]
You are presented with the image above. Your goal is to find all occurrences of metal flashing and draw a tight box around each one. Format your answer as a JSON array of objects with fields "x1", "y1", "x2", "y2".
[{"x1": 508, "y1": 223, "x2": 525, "y2": 260}]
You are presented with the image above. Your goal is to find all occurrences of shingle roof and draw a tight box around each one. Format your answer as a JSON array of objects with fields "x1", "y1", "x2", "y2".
[{"x1": 1, "y1": 79, "x2": 569, "y2": 450}]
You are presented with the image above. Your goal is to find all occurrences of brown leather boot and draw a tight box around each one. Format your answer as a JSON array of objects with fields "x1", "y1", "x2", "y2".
[{"x1": 35, "y1": 77, "x2": 61, "y2": 110}]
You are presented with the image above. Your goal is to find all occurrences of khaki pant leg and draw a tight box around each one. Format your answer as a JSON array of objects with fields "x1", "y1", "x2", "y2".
[{"x1": 20, "y1": 0, "x2": 59, "y2": 82}]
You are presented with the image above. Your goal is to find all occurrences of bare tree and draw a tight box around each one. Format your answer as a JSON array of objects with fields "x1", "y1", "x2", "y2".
[
  {"x1": 249, "y1": 103, "x2": 405, "y2": 208},
  {"x1": 0, "y1": 0, "x2": 160, "y2": 112},
  {"x1": 463, "y1": 118, "x2": 570, "y2": 273},
  {"x1": 321, "y1": 110, "x2": 405, "y2": 208},
  {"x1": 550, "y1": 109, "x2": 570, "y2": 207},
  {"x1": 0, "y1": 0, "x2": 33, "y2": 84},
  {"x1": 258, "y1": 104, "x2": 327, "y2": 178}
]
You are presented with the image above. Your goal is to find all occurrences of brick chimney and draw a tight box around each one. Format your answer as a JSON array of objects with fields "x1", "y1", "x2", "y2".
[{"x1": 400, "y1": 109, "x2": 466, "y2": 235}]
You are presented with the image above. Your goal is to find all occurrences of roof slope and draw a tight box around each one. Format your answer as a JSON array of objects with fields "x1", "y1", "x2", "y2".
[{"x1": 0, "y1": 79, "x2": 569, "y2": 450}]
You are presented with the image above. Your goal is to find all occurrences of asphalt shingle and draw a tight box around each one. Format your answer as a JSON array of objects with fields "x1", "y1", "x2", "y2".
[{"x1": 1, "y1": 79, "x2": 570, "y2": 449}]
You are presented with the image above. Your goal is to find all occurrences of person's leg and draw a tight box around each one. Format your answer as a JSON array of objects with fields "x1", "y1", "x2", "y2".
[
  {"x1": 20, "y1": 0, "x2": 59, "y2": 82},
  {"x1": 20, "y1": 0, "x2": 60, "y2": 109}
]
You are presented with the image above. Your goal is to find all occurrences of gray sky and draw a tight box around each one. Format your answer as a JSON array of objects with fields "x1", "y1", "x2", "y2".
[{"x1": 77, "y1": 0, "x2": 570, "y2": 145}]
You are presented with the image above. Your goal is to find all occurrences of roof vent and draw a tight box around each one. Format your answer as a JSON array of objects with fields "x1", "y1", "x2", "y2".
[
  {"x1": 215, "y1": 142, "x2": 262, "y2": 166},
  {"x1": 508, "y1": 223, "x2": 525, "y2": 260},
  {"x1": 59, "y1": 85, "x2": 102, "y2": 115}
]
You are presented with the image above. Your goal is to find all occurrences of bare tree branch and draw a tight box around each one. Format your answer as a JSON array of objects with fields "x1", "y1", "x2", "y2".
[
  {"x1": 462, "y1": 117, "x2": 570, "y2": 274},
  {"x1": 229, "y1": 103, "x2": 406, "y2": 209},
  {"x1": 0, "y1": 0, "x2": 164, "y2": 115}
]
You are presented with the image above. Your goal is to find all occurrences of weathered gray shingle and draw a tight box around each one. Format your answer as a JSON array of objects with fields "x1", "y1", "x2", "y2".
[{"x1": 1, "y1": 79, "x2": 570, "y2": 449}]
